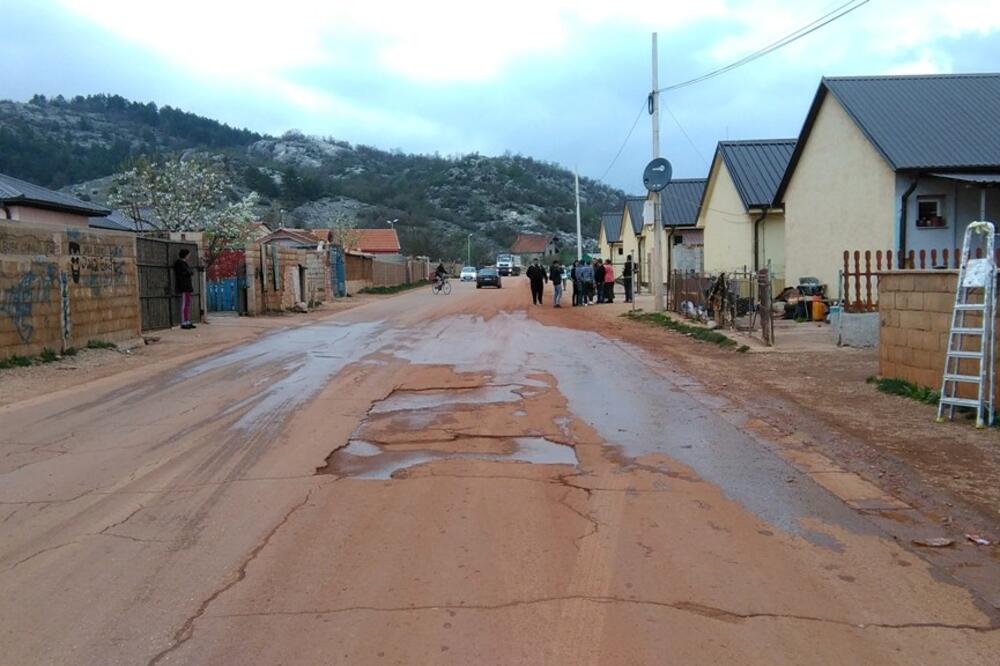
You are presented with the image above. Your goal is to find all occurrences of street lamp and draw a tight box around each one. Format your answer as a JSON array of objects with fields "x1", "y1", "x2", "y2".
[
  {"x1": 387, "y1": 219, "x2": 398, "y2": 229},
  {"x1": 467, "y1": 234, "x2": 472, "y2": 266}
]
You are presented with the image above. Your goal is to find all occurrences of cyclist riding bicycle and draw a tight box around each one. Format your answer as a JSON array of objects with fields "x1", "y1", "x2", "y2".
[{"x1": 434, "y1": 262, "x2": 448, "y2": 286}]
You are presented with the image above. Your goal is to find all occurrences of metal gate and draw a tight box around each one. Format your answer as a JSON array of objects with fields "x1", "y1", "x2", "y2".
[{"x1": 137, "y1": 237, "x2": 202, "y2": 331}]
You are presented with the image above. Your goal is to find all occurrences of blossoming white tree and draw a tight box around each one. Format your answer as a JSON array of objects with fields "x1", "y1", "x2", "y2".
[{"x1": 110, "y1": 156, "x2": 260, "y2": 269}]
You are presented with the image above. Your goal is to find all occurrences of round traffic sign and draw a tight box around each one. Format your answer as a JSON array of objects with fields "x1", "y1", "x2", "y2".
[{"x1": 642, "y1": 158, "x2": 673, "y2": 192}]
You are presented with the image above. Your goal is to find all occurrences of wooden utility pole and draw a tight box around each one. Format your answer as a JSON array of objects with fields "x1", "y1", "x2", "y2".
[{"x1": 651, "y1": 33, "x2": 665, "y2": 312}]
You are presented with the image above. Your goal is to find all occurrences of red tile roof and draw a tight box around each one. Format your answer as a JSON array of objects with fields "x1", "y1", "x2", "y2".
[
  {"x1": 355, "y1": 228, "x2": 401, "y2": 254},
  {"x1": 510, "y1": 233, "x2": 553, "y2": 254}
]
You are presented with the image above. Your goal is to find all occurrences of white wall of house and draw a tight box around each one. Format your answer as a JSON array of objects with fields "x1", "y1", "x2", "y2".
[{"x1": 783, "y1": 94, "x2": 896, "y2": 291}]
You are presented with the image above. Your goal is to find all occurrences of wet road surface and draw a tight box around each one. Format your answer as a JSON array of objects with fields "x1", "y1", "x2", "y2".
[{"x1": 2, "y1": 279, "x2": 998, "y2": 664}]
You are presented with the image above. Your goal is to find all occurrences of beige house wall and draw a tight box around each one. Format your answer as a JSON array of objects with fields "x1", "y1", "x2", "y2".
[
  {"x1": 783, "y1": 94, "x2": 895, "y2": 291},
  {"x1": 7, "y1": 206, "x2": 92, "y2": 228},
  {"x1": 760, "y1": 213, "x2": 786, "y2": 279},
  {"x1": 598, "y1": 224, "x2": 611, "y2": 260},
  {"x1": 700, "y1": 159, "x2": 754, "y2": 274}
]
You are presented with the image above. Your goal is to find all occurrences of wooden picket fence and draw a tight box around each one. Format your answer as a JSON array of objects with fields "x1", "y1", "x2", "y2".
[{"x1": 841, "y1": 247, "x2": 1000, "y2": 312}]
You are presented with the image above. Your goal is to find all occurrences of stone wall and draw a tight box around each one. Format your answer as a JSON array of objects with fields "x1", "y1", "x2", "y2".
[
  {"x1": 245, "y1": 244, "x2": 329, "y2": 315},
  {"x1": 1, "y1": 221, "x2": 140, "y2": 359},
  {"x1": 878, "y1": 270, "x2": 986, "y2": 396}
]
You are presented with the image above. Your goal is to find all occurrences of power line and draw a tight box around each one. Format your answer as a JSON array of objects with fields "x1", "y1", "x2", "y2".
[
  {"x1": 657, "y1": 0, "x2": 872, "y2": 94},
  {"x1": 663, "y1": 102, "x2": 711, "y2": 169},
  {"x1": 598, "y1": 100, "x2": 647, "y2": 183}
]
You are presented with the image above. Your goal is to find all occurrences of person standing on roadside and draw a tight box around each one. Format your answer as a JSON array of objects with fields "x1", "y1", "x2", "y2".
[
  {"x1": 570, "y1": 260, "x2": 581, "y2": 306},
  {"x1": 623, "y1": 254, "x2": 634, "y2": 303},
  {"x1": 549, "y1": 260, "x2": 564, "y2": 308},
  {"x1": 526, "y1": 258, "x2": 547, "y2": 306},
  {"x1": 578, "y1": 260, "x2": 594, "y2": 306},
  {"x1": 173, "y1": 248, "x2": 196, "y2": 330},
  {"x1": 594, "y1": 259, "x2": 606, "y2": 304},
  {"x1": 604, "y1": 258, "x2": 616, "y2": 303}
]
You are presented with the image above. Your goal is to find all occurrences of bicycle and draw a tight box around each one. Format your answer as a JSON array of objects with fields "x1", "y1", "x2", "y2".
[{"x1": 432, "y1": 276, "x2": 452, "y2": 295}]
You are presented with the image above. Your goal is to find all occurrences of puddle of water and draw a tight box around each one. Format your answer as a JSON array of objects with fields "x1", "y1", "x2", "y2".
[
  {"x1": 325, "y1": 436, "x2": 578, "y2": 480},
  {"x1": 369, "y1": 386, "x2": 522, "y2": 414}
]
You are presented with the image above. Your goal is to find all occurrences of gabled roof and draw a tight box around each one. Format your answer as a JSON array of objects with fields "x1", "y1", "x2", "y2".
[
  {"x1": 775, "y1": 73, "x2": 1000, "y2": 202},
  {"x1": 601, "y1": 212, "x2": 623, "y2": 244},
  {"x1": 662, "y1": 179, "x2": 708, "y2": 227},
  {"x1": 511, "y1": 233, "x2": 553, "y2": 254},
  {"x1": 624, "y1": 197, "x2": 646, "y2": 235},
  {"x1": 715, "y1": 140, "x2": 796, "y2": 211},
  {"x1": 0, "y1": 173, "x2": 110, "y2": 216},
  {"x1": 356, "y1": 228, "x2": 401, "y2": 253}
]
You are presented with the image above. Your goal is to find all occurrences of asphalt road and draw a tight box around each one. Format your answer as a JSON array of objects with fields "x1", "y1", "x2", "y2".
[{"x1": 2, "y1": 278, "x2": 998, "y2": 664}]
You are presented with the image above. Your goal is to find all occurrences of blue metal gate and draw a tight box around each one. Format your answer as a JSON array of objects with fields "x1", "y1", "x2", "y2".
[{"x1": 208, "y1": 278, "x2": 239, "y2": 312}]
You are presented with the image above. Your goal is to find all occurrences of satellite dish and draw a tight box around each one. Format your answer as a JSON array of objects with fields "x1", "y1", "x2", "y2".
[{"x1": 643, "y1": 158, "x2": 673, "y2": 192}]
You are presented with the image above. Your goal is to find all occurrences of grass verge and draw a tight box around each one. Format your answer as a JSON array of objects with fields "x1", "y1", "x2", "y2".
[
  {"x1": 624, "y1": 310, "x2": 745, "y2": 350},
  {"x1": 866, "y1": 376, "x2": 940, "y2": 405},
  {"x1": 86, "y1": 339, "x2": 118, "y2": 350},
  {"x1": 359, "y1": 281, "x2": 430, "y2": 295}
]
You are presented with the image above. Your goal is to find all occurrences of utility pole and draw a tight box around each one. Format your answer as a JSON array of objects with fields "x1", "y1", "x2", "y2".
[
  {"x1": 575, "y1": 168, "x2": 583, "y2": 261},
  {"x1": 467, "y1": 233, "x2": 472, "y2": 265},
  {"x1": 650, "y1": 32, "x2": 665, "y2": 312}
]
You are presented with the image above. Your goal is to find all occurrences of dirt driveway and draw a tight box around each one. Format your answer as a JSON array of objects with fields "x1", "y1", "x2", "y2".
[{"x1": 1, "y1": 278, "x2": 998, "y2": 664}]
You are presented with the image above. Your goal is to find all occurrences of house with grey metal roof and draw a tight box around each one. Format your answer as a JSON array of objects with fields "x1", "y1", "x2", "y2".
[
  {"x1": 697, "y1": 140, "x2": 795, "y2": 284},
  {"x1": 89, "y1": 208, "x2": 161, "y2": 233},
  {"x1": 634, "y1": 179, "x2": 710, "y2": 279},
  {"x1": 777, "y1": 73, "x2": 1000, "y2": 291},
  {"x1": 598, "y1": 210, "x2": 623, "y2": 260},
  {"x1": 1, "y1": 172, "x2": 110, "y2": 227}
]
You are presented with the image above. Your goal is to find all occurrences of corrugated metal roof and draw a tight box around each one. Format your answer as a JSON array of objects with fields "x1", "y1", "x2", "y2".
[
  {"x1": 88, "y1": 209, "x2": 160, "y2": 232},
  {"x1": 662, "y1": 179, "x2": 708, "y2": 227},
  {"x1": 824, "y1": 74, "x2": 1000, "y2": 170},
  {"x1": 718, "y1": 140, "x2": 796, "y2": 210},
  {"x1": 625, "y1": 197, "x2": 646, "y2": 235},
  {"x1": 601, "y1": 211, "x2": 623, "y2": 243},
  {"x1": 0, "y1": 172, "x2": 110, "y2": 216}
]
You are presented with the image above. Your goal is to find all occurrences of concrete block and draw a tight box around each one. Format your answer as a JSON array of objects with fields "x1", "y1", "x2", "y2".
[{"x1": 899, "y1": 310, "x2": 931, "y2": 331}]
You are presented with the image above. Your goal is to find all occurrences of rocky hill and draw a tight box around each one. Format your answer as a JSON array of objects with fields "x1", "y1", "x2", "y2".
[{"x1": 0, "y1": 95, "x2": 625, "y2": 261}]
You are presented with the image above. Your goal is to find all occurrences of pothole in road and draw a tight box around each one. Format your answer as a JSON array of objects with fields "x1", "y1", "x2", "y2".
[
  {"x1": 318, "y1": 436, "x2": 578, "y2": 479},
  {"x1": 315, "y1": 374, "x2": 584, "y2": 479}
]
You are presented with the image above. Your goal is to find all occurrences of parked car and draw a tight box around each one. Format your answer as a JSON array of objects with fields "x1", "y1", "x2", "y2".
[
  {"x1": 476, "y1": 266, "x2": 502, "y2": 289},
  {"x1": 459, "y1": 266, "x2": 477, "y2": 281}
]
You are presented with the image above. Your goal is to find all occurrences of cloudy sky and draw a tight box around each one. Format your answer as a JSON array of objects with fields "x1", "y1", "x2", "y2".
[{"x1": 2, "y1": 0, "x2": 999, "y2": 191}]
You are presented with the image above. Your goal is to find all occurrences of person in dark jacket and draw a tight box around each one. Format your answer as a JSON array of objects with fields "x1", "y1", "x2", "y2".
[
  {"x1": 173, "y1": 249, "x2": 195, "y2": 329},
  {"x1": 570, "y1": 260, "x2": 581, "y2": 306},
  {"x1": 594, "y1": 259, "x2": 606, "y2": 304},
  {"x1": 623, "y1": 254, "x2": 635, "y2": 303},
  {"x1": 549, "y1": 261, "x2": 564, "y2": 308},
  {"x1": 526, "y1": 259, "x2": 547, "y2": 305}
]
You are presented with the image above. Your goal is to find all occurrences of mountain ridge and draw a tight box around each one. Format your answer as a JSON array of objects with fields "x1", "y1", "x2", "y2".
[{"x1": 0, "y1": 94, "x2": 625, "y2": 261}]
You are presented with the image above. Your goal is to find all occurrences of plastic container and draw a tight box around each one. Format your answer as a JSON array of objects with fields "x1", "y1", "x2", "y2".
[{"x1": 811, "y1": 298, "x2": 827, "y2": 322}]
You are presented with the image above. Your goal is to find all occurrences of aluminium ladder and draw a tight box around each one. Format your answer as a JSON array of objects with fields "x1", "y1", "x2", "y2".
[{"x1": 937, "y1": 221, "x2": 997, "y2": 428}]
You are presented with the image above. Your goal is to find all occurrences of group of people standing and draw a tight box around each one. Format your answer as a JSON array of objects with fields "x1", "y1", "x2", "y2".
[{"x1": 524, "y1": 254, "x2": 636, "y2": 308}]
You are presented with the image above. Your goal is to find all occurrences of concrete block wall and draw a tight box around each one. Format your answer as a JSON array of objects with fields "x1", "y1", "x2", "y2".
[
  {"x1": 0, "y1": 221, "x2": 140, "y2": 359},
  {"x1": 878, "y1": 270, "x2": 989, "y2": 397}
]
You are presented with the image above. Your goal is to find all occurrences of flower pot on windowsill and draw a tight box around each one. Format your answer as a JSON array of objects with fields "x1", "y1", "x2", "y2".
[{"x1": 917, "y1": 216, "x2": 946, "y2": 228}]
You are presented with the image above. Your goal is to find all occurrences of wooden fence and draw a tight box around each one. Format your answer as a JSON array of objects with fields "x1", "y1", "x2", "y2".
[{"x1": 841, "y1": 247, "x2": 1000, "y2": 312}]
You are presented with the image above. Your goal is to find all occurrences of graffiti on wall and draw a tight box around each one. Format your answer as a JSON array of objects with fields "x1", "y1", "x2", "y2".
[{"x1": 0, "y1": 263, "x2": 58, "y2": 343}]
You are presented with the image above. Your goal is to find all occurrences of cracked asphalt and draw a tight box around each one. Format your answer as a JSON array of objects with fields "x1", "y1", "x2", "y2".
[{"x1": 2, "y1": 278, "x2": 999, "y2": 664}]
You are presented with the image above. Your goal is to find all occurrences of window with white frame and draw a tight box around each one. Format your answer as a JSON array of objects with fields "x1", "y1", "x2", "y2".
[{"x1": 916, "y1": 195, "x2": 946, "y2": 228}]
